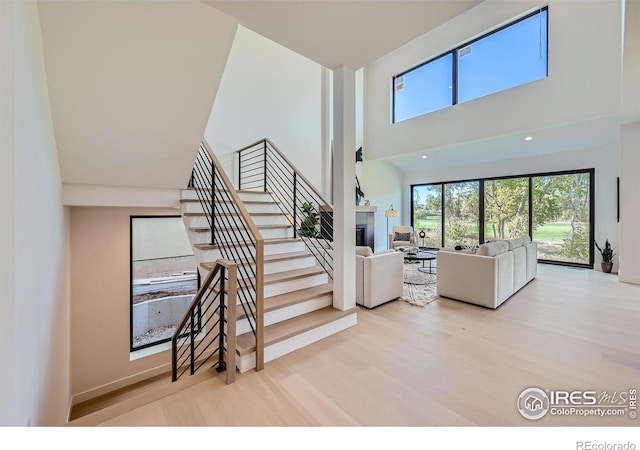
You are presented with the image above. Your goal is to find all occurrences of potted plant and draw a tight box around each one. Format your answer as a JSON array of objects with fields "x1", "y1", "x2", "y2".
[
  {"x1": 595, "y1": 238, "x2": 615, "y2": 273},
  {"x1": 298, "y1": 202, "x2": 319, "y2": 238}
]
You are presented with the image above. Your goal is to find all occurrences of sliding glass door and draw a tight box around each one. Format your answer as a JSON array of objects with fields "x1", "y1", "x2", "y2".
[
  {"x1": 484, "y1": 177, "x2": 529, "y2": 241},
  {"x1": 532, "y1": 172, "x2": 592, "y2": 265},
  {"x1": 444, "y1": 181, "x2": 480, "y2": 248},
  {"x1": 410, "y1": 169, "x2": 594, "y2": 268},
  {"x1": 412, "y1": 184, "x2": 442, "y2": 248}
]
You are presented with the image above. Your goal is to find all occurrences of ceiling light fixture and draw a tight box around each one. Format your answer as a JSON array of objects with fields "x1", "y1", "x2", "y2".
[
  {"x1": 525, "y1": 136, "x2": 533, "y2": 141},
  {"x1": 422, "y1": 155, "x2": 428, "y2": 159}
]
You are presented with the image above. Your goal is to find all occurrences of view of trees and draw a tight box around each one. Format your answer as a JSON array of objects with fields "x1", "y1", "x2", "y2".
[
  {"x1": 532, "y1": 173, "x2": 591, "y2": 264},
  {"x1": 412, "y1": 171, "x2": 592, "y2": 265},
  {"x1": 484, "y1": 177, "x2": 528, "y2": 240},
  {"x1": 444, "y1": 181, "x2": 479, "y2": 247},
  {"x1": 412, "y1": 185, "x2": 442, "y2": 248}
]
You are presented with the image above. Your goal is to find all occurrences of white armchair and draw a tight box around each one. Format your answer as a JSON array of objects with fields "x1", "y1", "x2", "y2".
[
  {"x1": 389, "y1": 225, "x2": 415, "y2": 250},
  {"x1": 355, "y1": 246, "x2": 404, "y2": 308}
]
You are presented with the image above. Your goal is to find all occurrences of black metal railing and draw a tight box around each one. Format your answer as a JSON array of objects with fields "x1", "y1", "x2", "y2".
[
  {"x1": 237, "y1": 139, "x2": 334, "y2": 279},
  {"x1": 186, "y1": 141, "x2": 265, "y2": 371},
  {"x1": 172, "y1": 259, "x2": 237, "y2": 385}
]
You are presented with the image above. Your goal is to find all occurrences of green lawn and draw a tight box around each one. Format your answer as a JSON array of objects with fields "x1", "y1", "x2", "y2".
[
  {"x1": 414, "y1": 218, "x2": 588, "y2": 242},
  {"x1": 533, "y1": 222, "x2": 587, "y2": 241}
]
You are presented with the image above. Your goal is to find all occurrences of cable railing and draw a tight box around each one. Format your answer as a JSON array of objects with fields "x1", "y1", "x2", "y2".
[
  {"x1": 180, "y1": 141, "x2": 265, "y2": 374},
  {"x1": 237, "y1": 139, "x2": 334, "y2": 279},
  {"x1": 171, "y1": 259, "x2": 237, "y2": 384}
]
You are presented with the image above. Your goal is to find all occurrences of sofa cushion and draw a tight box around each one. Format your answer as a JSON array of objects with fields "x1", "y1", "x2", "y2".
[
  {"x1": 477, "y1": 240, "x2": 509, "y2": 257},
  {"x1": 355, "y1": 246, "x2": 373, "y2": 257},
  {"x1": 506, "y1": 235, "x2": 532, "y2": 250}
]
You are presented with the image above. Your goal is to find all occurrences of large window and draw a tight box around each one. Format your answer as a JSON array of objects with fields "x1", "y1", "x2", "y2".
[
  {"x1": 532, "y1": 173, "x2": 591, "y2": 265},
  {"x1": 484, "y1": 177, "x2": 529, "y2": 241},
  {"x1": 130, "y1": 216, "x2": 198, "y2": 351},
  {"x1": 457, "y1": 10, "x2": 548, "y2": 103},
  {"x1": 411, "y1": 169, "x2": 594, "y2": 268},
  {"x1": 412, "y1": 184, "x2": 442, "y2": 248},
  {"x1": 393, "y1": 53, "x2": 453, "y2": 123},
  {"x1": 444, "y1": 181, "x2": 480, "y2": 248},
  {"x1": 393, "y1": 7, "x2": 548, "y2": 123}
]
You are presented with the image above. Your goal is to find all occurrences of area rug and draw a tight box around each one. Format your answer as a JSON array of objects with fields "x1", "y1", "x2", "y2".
[{"x1": 402, "y1": 262, "x2": 439, "y2": 307}]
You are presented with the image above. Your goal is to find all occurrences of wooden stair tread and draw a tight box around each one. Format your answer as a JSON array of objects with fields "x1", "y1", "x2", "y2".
[
  {"x1": 207, "y1": 264, "x2": 326, "y2": 291},
  {"x1": 183, "y1": 212, "x2": 283, "y2": 217},
  {"x1": 193, "y1": 237, "x2": 302, "y2": 249},
  {"x1": 264, "y1": 265, "x2": 325, "y2": 284},
  {"x1": 235, "y1": 306, "x2": 355, "y2": 356},
  {"x1": 236, "y1": 189, "x2": 273, "y2": 195},
  {"x1": 236, "y1": 283, "x2": 333, "y2": 320},
  {"x1": 200, "y1": 251, "x2": 312, "y2": 268}
]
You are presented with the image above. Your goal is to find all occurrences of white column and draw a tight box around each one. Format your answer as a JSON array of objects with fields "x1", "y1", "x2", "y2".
[
  {"x1": 619, "y1": 122, "x2": 640, "y2": 284},
  {"x1": 332, "y1": 66, "x2": 356, "y2": 311}
]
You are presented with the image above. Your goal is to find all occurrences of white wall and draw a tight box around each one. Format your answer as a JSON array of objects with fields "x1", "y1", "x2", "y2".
[
  {"x1": 400, "y1": 146, "x2": 620, "y2": 272},
  {"x1": 358, "y1": 160, "x2": 403, "y2": 253},
  {"x1": 364, "y1": 0, "x2": 623, "y2": 160},
  {"x1": 205, "y1": 26, "x2": 325, "y2": 189},
  {"x1": 0, "y1": 2, "x2": 70, "y2": 426},
  {"x1": 70, "y1": 207, "x2": 183, "y2": 401},
  {"x1": 0, "y1": 0, "x2": 17, "y2": 428},
  {"x1": 38, "y1": 0, "x2": 238, "y2": 189},
  {"x1": 619, "y1": 123, "x2": 640, "y2": 283},
  {"x1": 618, "y1": 1, "x2": 640, "y2": 284}
]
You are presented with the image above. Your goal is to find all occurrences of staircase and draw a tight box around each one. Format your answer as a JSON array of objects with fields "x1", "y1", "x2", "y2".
[{"x1": 177, "y1": 140, "x2": 357, "y2": 376}]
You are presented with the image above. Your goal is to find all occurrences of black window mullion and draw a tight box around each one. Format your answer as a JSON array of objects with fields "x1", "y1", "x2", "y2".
[
  {"x1": 452, "y1": 49, "x2": 458, "y2": 106},
  {"x1": 441, "y1": 184, "x2": 445, "y2": 248},
  {"x1": 528, "y1": 176, "x2": 534, "y2": 240},
  {"x1": 479, "y1": 179, "x2": 485, "y2": 244}
]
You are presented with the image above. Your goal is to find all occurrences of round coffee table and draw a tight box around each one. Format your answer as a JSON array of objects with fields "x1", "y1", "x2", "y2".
[{"x1": 403, "y1": 250, "x2": 437, "y2": 274}]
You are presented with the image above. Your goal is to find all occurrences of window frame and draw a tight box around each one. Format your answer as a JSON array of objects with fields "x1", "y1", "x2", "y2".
[
  {"x1": 129, "y1": 214, "x2": 200, "y2": 353},
  {"x1": 410, "y1": 168, "x2": 595, "y2": 269},
  {"x1": 392, "y1": 5, "x2": 549, "y2": 123}
]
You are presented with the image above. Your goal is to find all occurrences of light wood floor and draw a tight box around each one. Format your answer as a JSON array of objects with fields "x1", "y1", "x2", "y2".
[{"x1": 94, "y1": 264, "x2": 639, "y2": 427}]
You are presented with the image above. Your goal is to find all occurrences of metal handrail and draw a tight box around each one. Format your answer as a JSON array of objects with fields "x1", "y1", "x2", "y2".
[
  {"x1": 184, "y1": 140, "x2": 265, "y2": 372},
  {"x1": 171, "y1": 259, "x2": 237, "y2": 385},
  {"x1": 237, "y1": 139, "x2": 334, "y2": 279}
]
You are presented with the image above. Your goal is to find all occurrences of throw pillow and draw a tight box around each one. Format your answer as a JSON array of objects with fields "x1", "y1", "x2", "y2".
[{"x1": 394, "y1": 232, "x2": 411, "y2": 242}]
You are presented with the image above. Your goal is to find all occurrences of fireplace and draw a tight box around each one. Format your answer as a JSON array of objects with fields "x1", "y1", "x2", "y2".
[{"x1": 356, "y1": 225, "x2": 367, "y2": 246}]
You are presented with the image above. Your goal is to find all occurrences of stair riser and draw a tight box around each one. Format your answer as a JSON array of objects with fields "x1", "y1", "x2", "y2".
[
  {"x1": 185, "y1": 218, "x2": 292, "y2": 240},
  {"x1": 236, "y1": 312, "x2": 357, "y2": 373},
  {"x1": 181, "y1": 190, "x2": 227, "y2": 201},
  {"x1": 265, "y1": 273, "x2": 328, "y2": 298},
  {"x1": 237, "y1": 191, "x2": 274, "y2": 202},
  {"x1": 196, "y1": 251, "x2": 316, "y2": 275},
  {"x1": 182, "y1": 205, "x2": 288, "y2": 228},
  {"x1": 236, "y1": 294, "x2": 333, "y2": 335},
  {"x1": 230, "y1": 272, "x2": 329, "y2": 302},
  {"x1": 181, "y1": 190, "x2": 273, "y2": 202},
  {"x1": 229, "y1": 256, "x2": 318, "y2": 277},
  {"x1": 189, "y1": 236, "x2": 307, "y2": 258},
  {"x1": 243, "y1": 203, "x2": 282, "y2": 214}
]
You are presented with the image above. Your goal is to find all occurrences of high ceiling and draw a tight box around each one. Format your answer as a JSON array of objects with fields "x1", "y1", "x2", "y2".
[
  {"x1": 205, "y1": 1, "x2": 481, "y2": 69},
  {"x1": 384, "y1": 116, "x2": 621, "y2": 173}
]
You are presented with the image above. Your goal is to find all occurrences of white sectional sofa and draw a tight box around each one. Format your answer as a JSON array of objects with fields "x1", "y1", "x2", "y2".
[{"x1": 436, "y1": 236, "x2": 537, "y2": 309}]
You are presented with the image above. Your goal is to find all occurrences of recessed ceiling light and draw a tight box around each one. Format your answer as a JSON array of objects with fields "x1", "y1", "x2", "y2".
[
  {"x1": 525, "y1": 136, "x2": 533, "y2": 141},
  {"x1": 422, "y1": 155, "x2": 428, "y2": 159}
]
